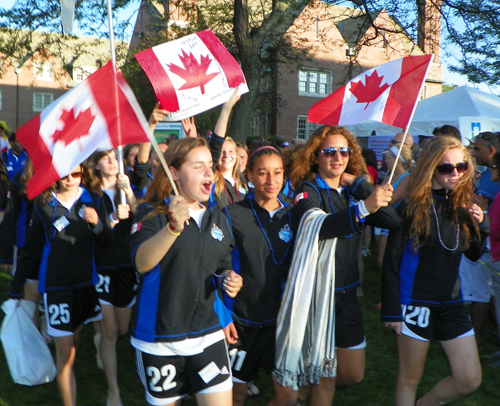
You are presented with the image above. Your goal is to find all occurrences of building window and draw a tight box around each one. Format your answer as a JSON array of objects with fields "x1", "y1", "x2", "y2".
[
  {"x1": 298, "y1": 68, "x2": 331, "y2": 97},
  {"x1": 249, "y1": 115, "x2": 259, "y2": 137},
  {"x1": 419, "y1": 84, "x2": 428, "y2": 100},
  {"x1": 33, "y1": 93, "x2": 53, "y2": 112},
  {"x1": 73, "y1": 66, "x2": 95, "y2": 82},
  {"x1": 33, "y1": 61, "x2": 54, "y2": 81},
  {"x1": 297, "y1": 116, "x2": 320, "y2": 140}
]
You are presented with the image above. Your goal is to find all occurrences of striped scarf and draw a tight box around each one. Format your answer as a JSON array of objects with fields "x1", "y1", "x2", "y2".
[{"x1": 274, "y1": 209, "x2": 337, "y2": 390}]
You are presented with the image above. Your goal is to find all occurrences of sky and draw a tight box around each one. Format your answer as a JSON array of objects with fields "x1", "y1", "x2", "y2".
[{"x1": 2, "y1": 0, "x2": 496, "y2": 94}]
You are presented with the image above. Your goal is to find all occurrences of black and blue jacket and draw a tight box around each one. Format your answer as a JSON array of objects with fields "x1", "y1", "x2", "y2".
[
  {"x1": 10, "y1": 187, "x2": 112, "y2": 297},
  {"x1": 294, "y1": 175, "x2": 400, "y2": 293},
  {"x1": 381, "y1": 188, "x2": 489, "y2": 322},
  {"x1": 129, "y1": 203, "x2": 234, "y2": 343},
  {"x1": 224, "y1": 196, "x2": 298, "y2": 327}
]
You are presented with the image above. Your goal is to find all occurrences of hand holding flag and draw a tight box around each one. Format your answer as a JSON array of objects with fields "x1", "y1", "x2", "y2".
[{"x1": 135, "y1": 30, "x2": 249, "y2": 121}]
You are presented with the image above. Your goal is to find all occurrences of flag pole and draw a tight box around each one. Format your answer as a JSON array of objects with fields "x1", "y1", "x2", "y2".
[
  {"x1": 387, "y1": 54, "x2": 435, "y2": 184},
  {"x1": 106, "y1": 0, "x2": 126, "y2": 204}
]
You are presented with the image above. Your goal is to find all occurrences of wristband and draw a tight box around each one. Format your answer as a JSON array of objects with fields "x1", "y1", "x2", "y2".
[
  {"x1": 358, "y1": 200, "x2": 371, "y2": 217},
  {"x1": 109, "y1": 212, "x2": 119, "y2": 225},
  {"x1": 167, "y1": 222, "x2": 181, "y2": 236}
]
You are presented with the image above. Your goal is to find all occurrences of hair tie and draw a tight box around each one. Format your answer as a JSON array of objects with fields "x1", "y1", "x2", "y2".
[{"x1": 248, "y1": 146, "x2": 280, "y2": 160}]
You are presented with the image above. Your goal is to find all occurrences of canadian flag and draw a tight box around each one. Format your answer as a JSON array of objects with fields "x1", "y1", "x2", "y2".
[
  {"x1": 17, "y1": 61, "x2": 153, "y2": 200},
  {"x1": 308, "y1": 55, "x2": 433, "y2": 129},
  {"x1": 135, "y1": 30, "x2": 249, "y2": 121}
]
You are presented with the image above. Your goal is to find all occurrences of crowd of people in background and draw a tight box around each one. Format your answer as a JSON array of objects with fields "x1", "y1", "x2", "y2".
[{"x1": 0, "y1": 98, "x2": 499, "y2": 406}]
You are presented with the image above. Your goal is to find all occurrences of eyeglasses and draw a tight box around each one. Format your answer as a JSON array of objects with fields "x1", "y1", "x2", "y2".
[
  {"x1": 436, "y1": 162, "x2": 468, "y2": 175},
  {"x1": 61, "y1": 171, "x2": 82, "y2": 180},
  {"x1": 320, "y1": 147, "x2": 351, "y2": 158}
]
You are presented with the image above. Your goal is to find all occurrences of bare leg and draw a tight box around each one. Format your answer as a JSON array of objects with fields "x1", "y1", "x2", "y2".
[
  {"x1": 54, "y1": 325, "x2": 83, "y2": 406},
  {"x1": 195, "y1": 389, "x2": 232, "y2": 406},
  {"x1": 336, "y1": 347, "x2": 365, "y2": 387},
  {"x1": 394, "y1": 334, "x2": 429, "y2": 406},
  {"x1": 309, "y1": 377, "x2": 336, "y2": 406},
  {"x1": 267, "y1": 376, "x2": 299, "y2": 406},
  {"x1": 100, "y1": 305, "x2": 121, "y2": 406},
  {"x1": 233, "y1": 382, "x2": 248, "y2": 406},
  {"x1": 417, "y1": 335, "x2": 481, "y2": 406}
]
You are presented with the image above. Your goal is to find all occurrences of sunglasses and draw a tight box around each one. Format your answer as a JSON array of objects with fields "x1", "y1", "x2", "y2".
[
  {"x1": 320, "y1": 147, "x2": 351, "y2": 158},
  {"x1": 61, "y1": 171, "x2": 82, "y2": 180},
  {"x1": 477, "y1": 132, "x2": 498, "y2": 144},
  {"x1": 436, "y1": 162, "x2": 468, "y2": 175}
]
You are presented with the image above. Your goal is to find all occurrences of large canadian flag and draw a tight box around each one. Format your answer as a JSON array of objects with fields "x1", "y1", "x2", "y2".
[
  {"x1": 308, "y1": 55, "x2": 433, "y2": 129},
  {"x1": 135, "y1": 30, "x2": 249, "y2": 121},
  {"x1": 17, "y1": 61, "x2": 153, "y2": 200}
]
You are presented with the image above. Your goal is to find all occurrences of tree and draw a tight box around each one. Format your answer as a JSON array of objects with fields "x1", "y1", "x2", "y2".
[{"x1": 0, "y1": 0, "x2": 134, "y2": 78}]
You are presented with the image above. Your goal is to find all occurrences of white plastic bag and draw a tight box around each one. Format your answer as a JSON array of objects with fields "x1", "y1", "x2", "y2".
[{"x1": 1, "y1": 299, "x2": 56, "y2": 385}]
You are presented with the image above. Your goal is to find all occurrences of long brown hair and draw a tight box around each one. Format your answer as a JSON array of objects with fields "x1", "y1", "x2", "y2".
[
  {"x1": 214, "y1": 137, "x2": 246, "y2": 196},
  {"x1": 141, "y1": 137, "x2": 209, "y2": 216},
  {"x1": 290, "y1": 126, "x2": 367, "y2": 186},
  {"x1": 87, "y1": 150, "x2": 115, "y2": 196},
  {"x1": 405, "y1": 136, "x2": 477, "y2": 249}
]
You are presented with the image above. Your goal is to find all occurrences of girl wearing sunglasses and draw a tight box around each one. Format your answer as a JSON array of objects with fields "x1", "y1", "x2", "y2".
[
  {"x1": 9, "y1": 163, "x2": 112, "y2": 406},
  {"x1": 275, "y1": 126, "x2": 399, "y2": 405},
  {"x1": 382, "y1": 136, "x2": 488, "y2": 406}
]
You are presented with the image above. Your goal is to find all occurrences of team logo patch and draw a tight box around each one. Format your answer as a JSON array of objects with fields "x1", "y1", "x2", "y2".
[
  {"x1": 294, "y1": 192, "x2": 308, "y2": 204},
  {"x1": 78, "y1": 204, "x2": 87, "y2": 218},
  {"x1": 279, "y1": 224, "x2": 292, "y2": 243},
  {"x1": 130, "y1": 222, "x2": 142, "y2": 235},
  {"x1": 211, "y1": 223, "x2": 224, "y2": 241}
]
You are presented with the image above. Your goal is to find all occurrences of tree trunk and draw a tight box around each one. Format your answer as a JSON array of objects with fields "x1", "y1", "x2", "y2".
[{"x1": 227, "y1": 51, "x2": 262, "y2": 141}]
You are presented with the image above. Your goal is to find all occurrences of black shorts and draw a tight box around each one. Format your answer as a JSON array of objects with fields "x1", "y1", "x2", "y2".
[
  {"x1": 96, "y1": 267, "x2": 138, "y2": 308},
  {"x1": 401, "y1": 304, "x2": 474, "y2": 341},
  {"x1": 335, "y1": 290, "x2": 365, "y2": 349},
  {"x1": 229, "y1": 323, "x2": 275, "y2": 382},
  {"x1": 136, "y1": 339, "x2": 232, "y2": 405},
  {"x1": 43, "y1": 285, "x2": 102, "y2": 337}
]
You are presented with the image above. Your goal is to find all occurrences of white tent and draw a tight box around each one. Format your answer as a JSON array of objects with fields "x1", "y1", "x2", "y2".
[{"x1": 347, "y1": 86, "x2": 500, "y2": 144}]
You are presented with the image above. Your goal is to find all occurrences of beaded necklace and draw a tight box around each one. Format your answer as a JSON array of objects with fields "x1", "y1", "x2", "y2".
[
  {"x1": 319, "y1": 175, "x2": 354, "y2": 238},
  {"x1": 431, "y1": 196, "x2": 460, "y2": 251},
  {"x1": 249, "y1": 197, "x2": 292, "y2": 266}
]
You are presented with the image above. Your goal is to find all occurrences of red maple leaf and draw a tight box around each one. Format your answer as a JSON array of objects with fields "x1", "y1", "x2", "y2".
[
  {"x1": 349, "y1": 70, "x2": 390, "y2": 109},
  {"x1": 52, "y1": 107, "x2": 95, "y2": 150},
  {"x1": 167, "y1": 50, "x2": 220, "y2": 94}
]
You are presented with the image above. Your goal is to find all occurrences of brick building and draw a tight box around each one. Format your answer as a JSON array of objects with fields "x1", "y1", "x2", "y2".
[
  {"x1": 267, "y1": 1, "x2": 443, "y2": 140},
  {"x1": 0, "y1": 32, "x2": 127, "y2": 132},
  {"x1": 130, "y1": 0, "x2": 443, "y2": 141}
]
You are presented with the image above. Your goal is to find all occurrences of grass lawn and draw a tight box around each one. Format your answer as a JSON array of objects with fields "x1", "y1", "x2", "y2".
[{"x1": 0, "y1": 244, "x2": 499, "y2": 405}]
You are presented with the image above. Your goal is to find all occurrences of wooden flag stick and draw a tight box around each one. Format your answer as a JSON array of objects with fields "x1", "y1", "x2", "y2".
[
  {"x1": 387, "y1": 128, "x2": 410, "y2": 184},
  {"x1": 150, "y1": 136, "x2": 179, "y2": 196}
]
